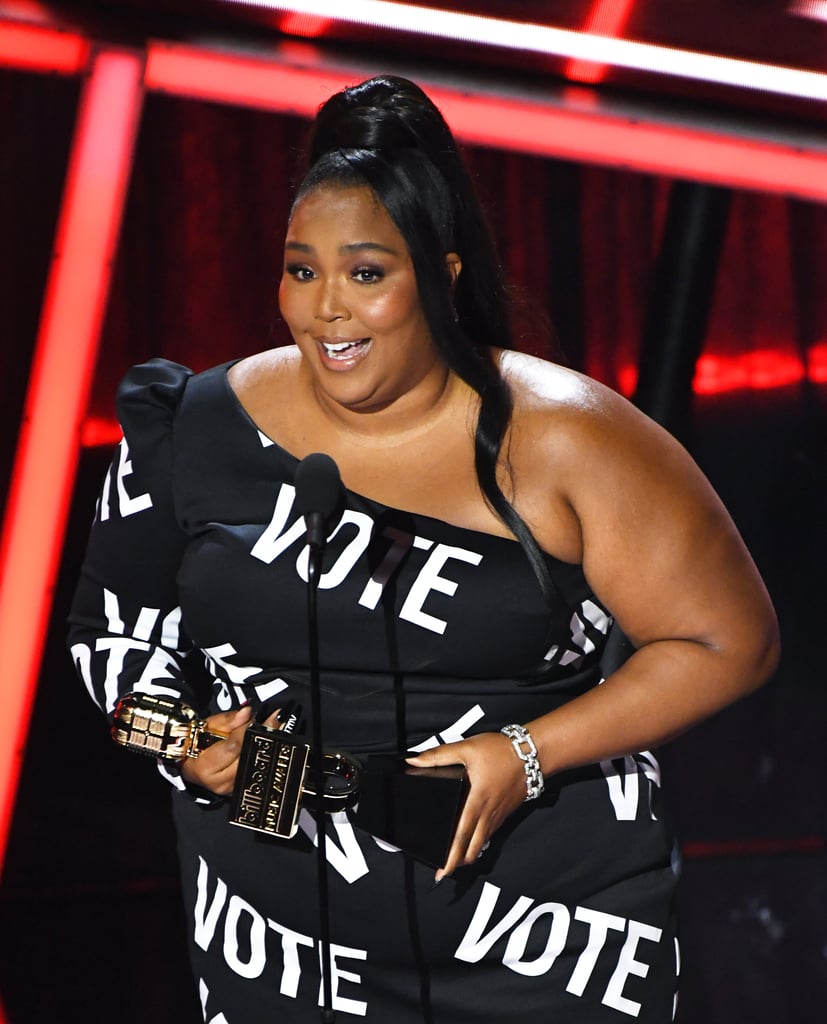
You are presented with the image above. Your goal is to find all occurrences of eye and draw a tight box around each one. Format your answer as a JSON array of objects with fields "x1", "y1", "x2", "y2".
[
  {"x1": 353, "y1": 265, "x2": 385, "y2": 284},
  {"x1": 285, "y1": 263, "x2": 315, "y2": 282}
]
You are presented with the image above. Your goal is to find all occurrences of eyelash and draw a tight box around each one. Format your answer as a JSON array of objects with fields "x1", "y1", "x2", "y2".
[
  {"x1": 284, "y1": 264, "x2": 386, "y2": 284},
  {"x1": 285, "y1": 263, "x2": 314, "y2": 282},
  {"x1": 353, "y1": 265, "x2": 385, "y2": 283}
]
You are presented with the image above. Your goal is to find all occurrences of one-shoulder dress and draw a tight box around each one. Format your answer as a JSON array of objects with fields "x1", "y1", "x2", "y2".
[{"x1": 68, "y1": 359, "x2": 680, "y2": 1023}]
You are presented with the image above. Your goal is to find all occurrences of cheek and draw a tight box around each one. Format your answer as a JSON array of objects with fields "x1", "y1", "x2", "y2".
[
  {"x1": 277, "y1": 277, "x2": 291, "y2": 313},
  {"x1": 278, "y1": 279, "x2": 303, "y2": 330},
  {"x1": 366, "y1": 289, "x2": 422, "y2": 332}
]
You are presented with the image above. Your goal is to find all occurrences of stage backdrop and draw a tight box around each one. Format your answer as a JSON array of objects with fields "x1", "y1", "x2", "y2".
[{"x1": 1, "y1": 66, "x2": 825, "y2": 1024}]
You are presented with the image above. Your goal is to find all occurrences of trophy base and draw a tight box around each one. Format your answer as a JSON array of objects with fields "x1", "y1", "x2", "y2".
[{"x1": 228, "y1": 726, "x2": 310, "y2": 839}]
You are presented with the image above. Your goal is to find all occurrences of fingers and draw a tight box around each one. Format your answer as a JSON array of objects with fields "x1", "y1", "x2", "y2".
[
  {"x1": 182, "y1": 705, "x2": 290, "y2": 795},
  {"x1": 407, "y1": 745, "x2": 481, "y2": 881},
  {"x1": 204, "y1": 704, "x2": 255, "y2": 736},
  {"x1": 412, "y1": 733, "x2": 526, "y2": 883},
  {"x1": 434, "y1": 816, "x2": 495, "y2": 882},
  {"x1": 405, "y1": 746, "x2": 459, "y2": 769},
  {"x1": 181, "y1": 704, "x2": 254, "y2": 795},
  {"x1": 436, "y1": 789, "x2": 503, "y2": 881}
]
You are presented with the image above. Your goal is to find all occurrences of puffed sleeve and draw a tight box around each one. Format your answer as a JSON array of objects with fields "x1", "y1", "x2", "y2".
[{"x1": 67, "y1": 358, "x2": 211, "y2": 794}]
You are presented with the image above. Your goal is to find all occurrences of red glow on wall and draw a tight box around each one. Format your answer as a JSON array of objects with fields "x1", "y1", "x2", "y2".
[
  {"x1": 613, "y1": 346, "x2": 826, "y2": 400},
  {"x1": 693, "y1": 348, "x2": 809, "y2": 394},
  {"x1": 617, "y1": 364, "x2": 638, "y2": 397},
  {"x1": 279, "y1": 12, "x2": 332, "y2": 37},
  {"x1": 808, "y1": 341, "x2": 827, "y2": 383},
  {"x1": 566, "y1": 0, "x2": 637, "y2": 84},
  {"x1": 80, "y1": 416, "x2": 123, "y2": 449}
]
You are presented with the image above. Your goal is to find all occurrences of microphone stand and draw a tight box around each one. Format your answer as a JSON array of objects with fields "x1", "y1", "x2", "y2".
[{"x1": 306, "y1": 519, "x2": 335, "y2": 1023}]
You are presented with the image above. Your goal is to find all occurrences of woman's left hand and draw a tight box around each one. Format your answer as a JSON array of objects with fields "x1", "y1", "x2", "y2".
[{"x1": 406, "y1": 731, "x2": 529, "y2": 882}]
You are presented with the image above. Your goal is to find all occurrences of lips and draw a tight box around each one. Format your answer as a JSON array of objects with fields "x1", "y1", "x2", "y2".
[{"x1": 316, "y1": 336, "x2": 372, "y2": 367}]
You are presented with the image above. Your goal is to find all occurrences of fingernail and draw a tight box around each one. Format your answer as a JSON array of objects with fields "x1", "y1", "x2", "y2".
[
  {"x1": 276, "y1": 700, "x2": 296, "y2": 722},
  {"x1": 430, "y1": 878, "x2": 444, "y2": 890}
]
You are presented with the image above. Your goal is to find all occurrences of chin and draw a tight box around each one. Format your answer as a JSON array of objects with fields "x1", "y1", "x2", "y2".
[{"x1": 316, "y1": 374, "x2": 389, "y2": 412}]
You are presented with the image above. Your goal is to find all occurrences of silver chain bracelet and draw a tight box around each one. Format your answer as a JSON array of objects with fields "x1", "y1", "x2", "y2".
[{"x1": 501, "y1": 724, "x2": 545, "y2": 801}]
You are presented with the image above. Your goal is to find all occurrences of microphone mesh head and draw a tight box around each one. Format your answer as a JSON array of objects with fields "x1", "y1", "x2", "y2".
[{"x1": 294, "y1": 453, "x2": 343, "y2": 522}]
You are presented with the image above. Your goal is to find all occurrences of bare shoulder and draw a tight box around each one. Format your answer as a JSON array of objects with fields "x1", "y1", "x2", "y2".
[
  {"x1": 497, "y1": 349, "x2": 730, "y2": 560},
  {"x1": 497, "y1": 349, "x2": 673, "y2": 469},
  {"x1": 228, "y1": 345, "x2": 301, "y2": 397},
  {"x1": 226, "y1": 345, "x2": 309, "y2": 444}
]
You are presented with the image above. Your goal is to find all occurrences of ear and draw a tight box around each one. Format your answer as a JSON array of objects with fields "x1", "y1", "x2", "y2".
[{"x1": 445, "y1": 251, "x2": 462, "y2": 289}]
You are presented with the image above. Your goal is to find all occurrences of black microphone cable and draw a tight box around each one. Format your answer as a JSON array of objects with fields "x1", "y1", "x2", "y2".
[{"x1": 294, "y1": 452, "x2": 344, "y2": 1024}]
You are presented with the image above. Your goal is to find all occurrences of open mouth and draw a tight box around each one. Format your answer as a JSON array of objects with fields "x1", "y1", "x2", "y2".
[{"x1": 319, "y1": 338, "x2": 371, "y2": 361}]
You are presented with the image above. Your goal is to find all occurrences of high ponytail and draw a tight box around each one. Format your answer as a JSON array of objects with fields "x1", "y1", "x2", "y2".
[{"x1": 298, "y1": 76, "x2": 557, "y2": 605}]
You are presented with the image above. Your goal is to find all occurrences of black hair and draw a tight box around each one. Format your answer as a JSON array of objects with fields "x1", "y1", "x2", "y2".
[{"x1": 299, "y1": 75, "x2": 556, "y2": 604}]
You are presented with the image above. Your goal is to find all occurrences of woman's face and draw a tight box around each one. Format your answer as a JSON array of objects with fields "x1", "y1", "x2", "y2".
[{"x1": 279, "y1": 184, "x2": 448, "y2": 416}]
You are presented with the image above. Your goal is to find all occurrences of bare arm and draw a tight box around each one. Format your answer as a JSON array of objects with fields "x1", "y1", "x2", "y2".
[
  {"x1": 528, "y1": 382, "x2": 779, "y2": 775},
  {"x1": 409, "y1": 370, "x2": 779, "y2": 879}
]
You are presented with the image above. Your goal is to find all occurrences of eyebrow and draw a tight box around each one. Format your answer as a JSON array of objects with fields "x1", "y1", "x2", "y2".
[
  {"x1": 284, "y1": 241, "x2": 400, "y2": 257},
  {"x1": 342, "y1": 242, "x2": 400, "y2": 256}
]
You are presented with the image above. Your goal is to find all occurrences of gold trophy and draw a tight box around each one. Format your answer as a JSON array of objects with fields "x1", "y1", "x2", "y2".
[{"x1": 111, "y1": 692, "x2": 361, "y2": 839}]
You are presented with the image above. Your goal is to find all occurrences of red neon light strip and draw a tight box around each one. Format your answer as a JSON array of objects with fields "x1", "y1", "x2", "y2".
[
  {"x1": 0, "y1": 48, "x2": 145, "y2": 878},
  {"x1": 220, "y1": 0, "x2": 827, "y2": 104},
  {"x1": 432, "y1": 91, "x2": 827, "y2": 205},
  {"x1": 145, "y1": 43, "x2": 351, "y2": 114},
  {"x1": 4, "y1": 25, "x2": 827, "y2": 205},
  {"x1": 565, "y1": 0, "x2": 637, "y2": 84},
  {"x1": 0, "y1": 20, "x2": 88, "y2": 73},
  {"x1": 145, "y1": 43, "x2": 827, "y2": 205}
]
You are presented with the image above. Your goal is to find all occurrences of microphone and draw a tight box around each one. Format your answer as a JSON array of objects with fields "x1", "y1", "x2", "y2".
[{"x1": 294, "y1": 452, "x2": 343, "y2": 557}]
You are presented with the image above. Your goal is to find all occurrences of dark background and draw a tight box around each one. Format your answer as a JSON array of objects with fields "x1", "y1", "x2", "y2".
[{"x1": 1, "y1": 2, "x2": 826, "y2": 1021}]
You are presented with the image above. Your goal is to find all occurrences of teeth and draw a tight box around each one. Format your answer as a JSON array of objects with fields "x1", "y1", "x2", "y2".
[{"x1": 322, "y1": 339, "x2": 368, "y2": 359}]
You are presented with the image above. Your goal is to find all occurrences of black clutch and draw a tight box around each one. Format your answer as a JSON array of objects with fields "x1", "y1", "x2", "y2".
[{"x1": 354, "y1": 756, "x2": 468, "y2": 869}]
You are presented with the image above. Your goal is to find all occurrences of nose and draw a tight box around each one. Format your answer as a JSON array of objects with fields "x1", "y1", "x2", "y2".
[{"x1": 314, "y1": 277, "x2": 349, "y2": 323}]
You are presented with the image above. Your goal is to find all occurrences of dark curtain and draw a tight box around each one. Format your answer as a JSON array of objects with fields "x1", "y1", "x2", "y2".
[{"x1": 1, "y1": 67, "x2": 826, "y2": 1024}]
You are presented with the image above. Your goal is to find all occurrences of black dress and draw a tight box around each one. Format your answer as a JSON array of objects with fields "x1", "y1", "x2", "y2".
[{"x1": 68, "y1": 359, "x2": 680, "y2": 1022}]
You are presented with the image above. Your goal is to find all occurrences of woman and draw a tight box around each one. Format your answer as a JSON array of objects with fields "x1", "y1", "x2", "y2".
[{"x1": 68, "y1": 76, "x2": 779, "y2": 1022}]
